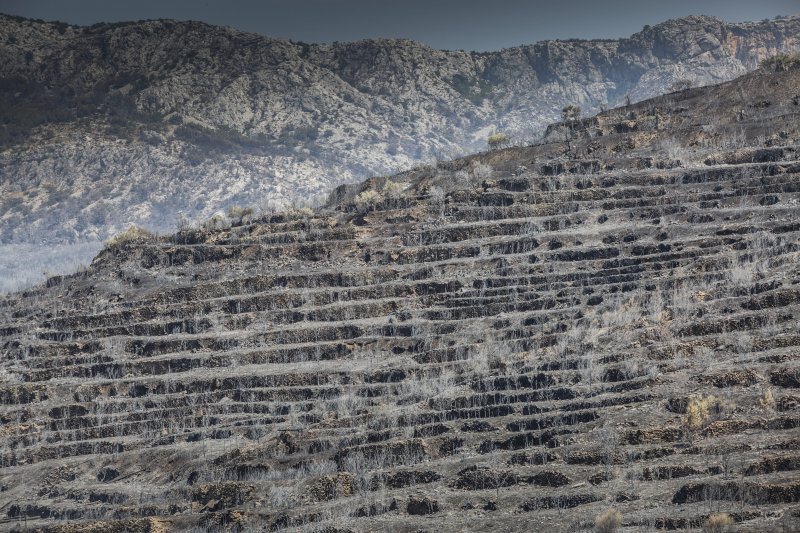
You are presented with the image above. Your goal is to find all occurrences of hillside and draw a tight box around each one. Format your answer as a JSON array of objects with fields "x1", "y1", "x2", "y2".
[
  {"x1": 1, "y1": 66, "x2": 799, "y2": 531},
  {"x1": 1, "y1": 13, "x2": 800, "y2": 291}
]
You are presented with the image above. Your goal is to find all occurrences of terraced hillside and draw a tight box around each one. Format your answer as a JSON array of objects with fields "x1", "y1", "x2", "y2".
[
  {"x1": 3, "y1": 13, "x2": 800, "y2": 294},
  {"x1": 1, "y1": 68, "x2": 800, "y2": 532}
]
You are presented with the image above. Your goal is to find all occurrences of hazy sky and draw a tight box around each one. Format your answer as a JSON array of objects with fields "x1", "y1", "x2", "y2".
[{"x1": 1, "y1": 0, "x2": 798, "y2": 50}]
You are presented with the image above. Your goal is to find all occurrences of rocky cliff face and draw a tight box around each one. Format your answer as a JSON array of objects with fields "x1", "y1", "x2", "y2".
[
  {"x1": 1, "y1": 14, "x2": 799, "y2": 290},
  {"x1": 1, "y1": 67, "x2": 799, "y2": 531}
]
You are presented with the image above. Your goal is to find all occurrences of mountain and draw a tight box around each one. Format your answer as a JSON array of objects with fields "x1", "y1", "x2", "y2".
[
  {"x1": 1, "y1": 13, "x2": 799, "y2": 291},
  {"x1": 1, "y1": 65, "x2": 799, "y2": 531}
]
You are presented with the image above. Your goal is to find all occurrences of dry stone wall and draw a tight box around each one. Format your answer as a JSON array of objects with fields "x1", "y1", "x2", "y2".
[{"x1": 1, "y1": 68, "x2": 800, "y2": 532}]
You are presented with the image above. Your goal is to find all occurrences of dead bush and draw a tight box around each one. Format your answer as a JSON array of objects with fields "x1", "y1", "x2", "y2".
[
  {"x1": 594, "y1": 507, "x2": 622, "y2": 533},
  {"x1": 703, "y1": 512, "x2": 734, "y2": 533},
  {"x1": 105, "y1": 226, "x2": 156, "y2": 248}
]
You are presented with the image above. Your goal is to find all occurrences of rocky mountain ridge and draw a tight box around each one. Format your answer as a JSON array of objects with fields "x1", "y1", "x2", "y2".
[{"x1": 1, "y1": 13, "x2": 799, "y2": 290}]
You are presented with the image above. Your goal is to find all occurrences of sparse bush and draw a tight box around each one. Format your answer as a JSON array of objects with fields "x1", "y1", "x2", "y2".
[
  {"x1": 382, "y1": 181, "x2": 407, "y2": 209},
  {"x1": 670, "y1": 78, "x2": 693, "y2": 92},
  {"x1": 760, "y1": 53, "x2": 800, "y2": 72},
  {"x1": 203, "y1": 214, "x2": 229, "y2": 231},
  {"x1": 487, "y1": 132, "x2": 509, "y2": 150},
  {"x1": 268, "y1": 485, "x2": 295, "y2": 510},
  {"x1": 472, "y1": 162, "x2": 493, "y2": 182},
  {"x1": 759, "y1": 387, "x2": 776, "y2": 410},
  {"x1": 683, "y1": 395, "x2": 722, "y2": 443},
  {"x1": 703, "y1": 512, "x2": 734, "y2": 533},
  {"x1": 562, "y1": 104, "x2": 581, "y2": 121},
  {"x1": 382, "y1": 181, "x2": 405, "y2": 198},
  {"x1": 428, "y1": 186, "x2": 446, "y2": 219},
  {"x1": 175, "y1": 214, "x2": 191, "y2": 232},
  {"x1": 454, "y1": 170, "x2": 470, "y2": 188},
  {"x1": 284, "y1": 206, "x2": 314, "y2": 220},
  {"x1": 594, "y1": 508, "x2": 622, "y2": 533},
  {"x1": 450, "y1": 73, "x2": 494, "y2": 105},
  {"x1": 105, "y1": 226, "x2": 155, "y2": 248},
  {"x1": 354, "y1": 189, "x2": 383, "y2": 212},
  {"x1": 685, "y1": 395, "x2": 718, "y2": 430},
  {"x1": 227, "y1": 205, "x2": 254, "y2": 226}
]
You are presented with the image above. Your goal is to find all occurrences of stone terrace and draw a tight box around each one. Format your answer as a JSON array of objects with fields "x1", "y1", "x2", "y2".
[{"x1": 1, "y1": 69, "x2": 800, "y2": 532}]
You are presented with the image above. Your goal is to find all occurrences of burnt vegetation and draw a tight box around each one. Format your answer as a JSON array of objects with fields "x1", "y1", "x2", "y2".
[{"x1": 1, "y1": 67, "x2": 800, "y2": 531}]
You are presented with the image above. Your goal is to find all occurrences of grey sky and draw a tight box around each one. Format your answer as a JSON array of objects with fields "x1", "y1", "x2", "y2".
[{"x1": 1, "y1": 0, "x2": 797, "y2": 51}]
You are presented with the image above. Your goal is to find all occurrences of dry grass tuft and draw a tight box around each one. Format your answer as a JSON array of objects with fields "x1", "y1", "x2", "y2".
[
  {"x1": 594, "y1": 508, "x2": 622, "y2": 533},
  {"x1": 105, "y1": 226, "x2": 156, "y2": 248},
  {"x1": 703, "y1": 512, "x2": 734, "y2": 533}
]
